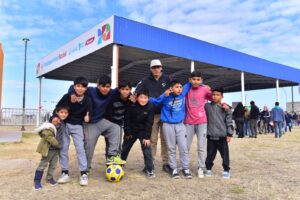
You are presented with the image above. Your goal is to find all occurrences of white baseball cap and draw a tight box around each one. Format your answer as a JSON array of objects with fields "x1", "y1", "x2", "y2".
[{"x1": 150, "y1": 59, "x2": 162, "y2": 68}]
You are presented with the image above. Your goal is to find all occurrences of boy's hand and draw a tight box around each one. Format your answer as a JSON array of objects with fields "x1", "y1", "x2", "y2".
[
  {"x1": 204, "y1": 84, "x2": 211, "y2": 90},
  {"x1": 125, "y1": 134, "x2": 133, "y2": 140},
  {"x1": 129, "y1": 95, "x2": 137, "y2": 103},
  {"x1": 226, "y1": 136, "x2": 231, "y2": 143},
  {"x1": 222, "y1": 103, "x2": 230, "y2": 111},
  {"x1": 143, "y1": 139, "x2": 151, "y2": 147},
  {"x1": 164, "y1": 88, "x2": 172, "y2": 96},
  {"x1": 84, "y1": 112, "x2": 90, "y2": 123},
  {"x1": 70, "y1": 94, "x2": 78, "y2": 103},
  {"x1": 51, "y1": 117, "x2": 61, "y2": 126}
]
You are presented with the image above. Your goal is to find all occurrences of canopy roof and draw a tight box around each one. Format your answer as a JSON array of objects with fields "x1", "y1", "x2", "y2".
[{"x1": 36, "y1": 16, "x2": 300, "y2": 92}]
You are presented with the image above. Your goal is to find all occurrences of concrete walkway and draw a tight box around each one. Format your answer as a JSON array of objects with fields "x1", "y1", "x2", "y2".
[{"x1": 0, "y1": 131, "x2": 22, "y2": 143}]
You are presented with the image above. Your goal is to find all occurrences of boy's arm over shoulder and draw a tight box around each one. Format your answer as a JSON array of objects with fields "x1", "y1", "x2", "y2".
[
  {"x1": 205, "y1": 86, "x2": 213, "y2": 101},
  {"x1": 53, "y1": 94, "x2": 69, "y2": 116},
  {"x1": 149, "y1": 93, "x2": 166, "y2": 107},
  {"x1": 181, "y1": 82, "x2": 192, "y2": 96}
]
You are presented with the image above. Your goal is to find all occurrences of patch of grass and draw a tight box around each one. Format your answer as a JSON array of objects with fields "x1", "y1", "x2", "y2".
[
  {"x1": 246, "y1": 152, "x2": 257, "y2": 159},
  {"x1": 22, "y1": 132, "x2": 36, "y2": 139},
  {"x1": 229, "y1": 186, "x2": 245, "y2": 194}
]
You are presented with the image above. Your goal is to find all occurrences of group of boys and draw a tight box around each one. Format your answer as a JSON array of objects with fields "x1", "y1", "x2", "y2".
[{"x1": 33, "y1": 59, "x2": 233, "y2": 190}]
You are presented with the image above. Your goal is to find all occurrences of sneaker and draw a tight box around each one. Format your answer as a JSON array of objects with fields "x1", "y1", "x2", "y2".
[
  {"x1": 47, "y1": 178, "x2": 57, "y2": 186},
  {"x1": 162, "y1": 164, "x2": 172, "y2": 173},
  {"x1": 171, "y1": 169, "x2": 180, "y2": 179},
  {"x1": 34, "y1": 181, "x2": 42, "y2": 190},
  {"x1": 106, "y1": 155, "x2": 127, "y2": 165},
  {"x1": 197, "y1": 168, "x2": 204, "y2": 178},
  {"x1": 205, "y1": 170, "x2": 213, "y2": 177},
  {"x1": 80, "y1": 174, "x2": 88, "y2": 186},
  {"x1": 57, "y1": 173, "x2": 71, "y2": 184},
  {"x1": 146, "y1": 170, "x2": 156, "y2": 178},
  {"x1": 182, "y1": 169, "x2": 192, "y2": 179},
  {"x1": 223, "y1": 171, "x2": 231, "y2": 179}
]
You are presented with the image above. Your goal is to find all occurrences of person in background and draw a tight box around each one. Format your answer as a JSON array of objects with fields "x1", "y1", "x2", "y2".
[
  {"x1": 284, "y1": 111, "x2": 292, "y2": 133},
  {"x1": 233, "y1": 103, "x2": 245, "y2": 138},
  {"x1": 243, "y1": 107, "x2": 251, "y2": 137},
  {"x1": 260, "y1": 106, "x2": 271, "y2": 134},
  {"x1": 271, "y1": 102, "x2": 285, "y2": 138},
  {"x1": 249, "y1": 101, "x2": 260, "y2": 138}
]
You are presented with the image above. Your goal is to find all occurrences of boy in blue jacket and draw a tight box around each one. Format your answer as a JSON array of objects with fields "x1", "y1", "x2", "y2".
[{"x1": 150, "y1": 79, "x2": 192, "y2": 179}]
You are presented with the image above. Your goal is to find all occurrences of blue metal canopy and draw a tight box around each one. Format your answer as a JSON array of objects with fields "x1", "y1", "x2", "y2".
[{"x1": 36, "y1": 15, "x2": 299, "y2": 92}]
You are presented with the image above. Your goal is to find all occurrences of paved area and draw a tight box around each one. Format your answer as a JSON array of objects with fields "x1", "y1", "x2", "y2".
[{"x1": 0, "y1": 131, "x2": 22, "y2": 143}]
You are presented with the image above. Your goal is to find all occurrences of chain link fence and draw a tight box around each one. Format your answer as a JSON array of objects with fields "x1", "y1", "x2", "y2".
[{"x1": 0, "y1": 108, "x2": 52, "y2": 126}]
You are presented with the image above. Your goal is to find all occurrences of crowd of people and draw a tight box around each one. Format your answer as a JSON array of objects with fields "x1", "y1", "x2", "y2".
[
  {"x1": 32, "y1": 59, "x2": 296, "y2": 190},
  {"x1": 233, "y1": 101, "x2": 297, "y2": 138}
]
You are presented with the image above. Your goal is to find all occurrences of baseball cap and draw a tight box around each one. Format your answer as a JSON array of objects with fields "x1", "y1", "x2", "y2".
[{"x1": 150, "y1": 59, "x2": 162, "y2": 68}]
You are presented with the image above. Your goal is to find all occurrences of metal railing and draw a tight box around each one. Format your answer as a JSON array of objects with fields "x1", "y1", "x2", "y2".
[{"x1": 0, "y1": 108, "x2": 52, "y2": 126}]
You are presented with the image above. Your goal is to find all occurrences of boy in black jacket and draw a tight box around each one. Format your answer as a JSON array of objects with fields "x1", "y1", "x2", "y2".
[
  {"x1": 104, "y1": 80, "x2": 132, "y2": 156},
  {"x1": 121, "y1": 90, "x2": 155, "y2": 178}
]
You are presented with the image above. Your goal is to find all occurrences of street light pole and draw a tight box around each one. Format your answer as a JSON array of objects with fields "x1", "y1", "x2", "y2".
[{"x1": 21, "y1": 38, "x2": 29, "y2": 131}]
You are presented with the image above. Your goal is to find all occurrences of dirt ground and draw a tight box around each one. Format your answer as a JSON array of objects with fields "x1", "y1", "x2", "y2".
[{"x1": 0, "y1": 127, "x2": 299, "y2": 200}]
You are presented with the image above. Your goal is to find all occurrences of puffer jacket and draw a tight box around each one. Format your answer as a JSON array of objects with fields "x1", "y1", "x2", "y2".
[{"x1": 36, "y1": 123, "x2": 59, "y2": 157}]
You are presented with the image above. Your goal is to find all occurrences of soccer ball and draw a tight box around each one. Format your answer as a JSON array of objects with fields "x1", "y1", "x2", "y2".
[{"x1": 106, "y1": 164, "x2": 124, "y2": 182}]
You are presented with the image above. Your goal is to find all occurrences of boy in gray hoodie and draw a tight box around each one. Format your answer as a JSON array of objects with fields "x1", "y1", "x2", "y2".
[{"x1": 204, "y1": 89, "x2": 233, "y2": 179}]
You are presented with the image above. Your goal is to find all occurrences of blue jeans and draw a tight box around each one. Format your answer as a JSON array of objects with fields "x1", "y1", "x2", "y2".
[{"x1": 274, "y1": 122, "x2": 283, "y2": 138}]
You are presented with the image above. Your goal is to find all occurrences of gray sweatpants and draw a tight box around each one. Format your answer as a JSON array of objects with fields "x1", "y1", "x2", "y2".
[
  {"x1": 162, "y1": 123, "x2": 190, "y2": 170},
  {"x1": 84, "y1": 118, "x2": 120, "y2": 169},
  {"x1": 185, "y1": 124, "x2": 207, "y2": 169},
  {"x1": 60, "y1": 123, "x2": 87, "y2": 172}
]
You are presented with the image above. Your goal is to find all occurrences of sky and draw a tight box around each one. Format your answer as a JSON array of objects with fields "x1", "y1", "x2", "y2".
[{"x1": 1, "y1": 0, "x2": 300, "y2": 111}]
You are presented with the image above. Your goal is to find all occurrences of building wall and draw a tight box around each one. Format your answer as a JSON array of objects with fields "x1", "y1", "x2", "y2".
[{"x1": 286, "y1": 102, "x2": 300, "y2": 113}]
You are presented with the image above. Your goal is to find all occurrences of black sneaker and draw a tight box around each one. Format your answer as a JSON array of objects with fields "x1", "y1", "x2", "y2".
[
  {"x1": 162, "y1": 164, "x2": 172, "y2": 173},
  {"x1": 182, "y1": 169, "x2": 192, "y2": 179},
  {"x1": 171, "y1": 169, "x2": 180, "y2": 179},
  {"x1": 146, "y1": 170, "x2": 156, "y2": 178}
]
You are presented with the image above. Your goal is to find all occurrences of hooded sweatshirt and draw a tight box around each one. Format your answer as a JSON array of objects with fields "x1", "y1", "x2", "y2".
[
  {"x1": 205, "y1": 102, "x2": 234, "y2": 139},
  {"x1": 150, "y1": 83, "x2": 191, "y2": 124}
]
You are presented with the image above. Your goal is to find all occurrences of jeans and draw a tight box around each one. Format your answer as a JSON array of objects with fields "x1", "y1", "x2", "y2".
[{"x1": 274, "y1": 121, "x2": 283, "y2": 138}]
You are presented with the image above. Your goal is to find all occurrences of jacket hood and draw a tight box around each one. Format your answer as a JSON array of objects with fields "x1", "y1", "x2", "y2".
[{"x1": 35, "y1": 122, "x2": 57, "y2": 135}]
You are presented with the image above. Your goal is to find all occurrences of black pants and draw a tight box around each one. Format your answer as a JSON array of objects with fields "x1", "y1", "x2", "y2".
[
  {"x1": 235, "y1": 120, "x2": 244, "y2": 138},
  {"x1": 205, "y1": 137, "x2": 230, "y2": 172},
  {"x1": 121, "y1": 134, "x2": 154, "y2": 171}
]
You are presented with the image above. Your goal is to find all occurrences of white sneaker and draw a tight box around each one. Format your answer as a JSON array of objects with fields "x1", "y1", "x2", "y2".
[
  {"x1": 80, "y1": 174, "x2": 88, "y2": 186},
  {"x1": 198, "y1": 168, "x2": 204, "y2": 178},
  {"x1": 57, "y1": 173, "x2": 71, "y2": 184}
]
